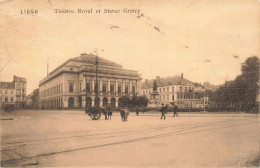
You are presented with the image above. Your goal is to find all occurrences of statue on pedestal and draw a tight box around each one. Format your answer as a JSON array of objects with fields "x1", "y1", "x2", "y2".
[{"x1": 148, "y1": 80, "x2": 160, "y2": 107}]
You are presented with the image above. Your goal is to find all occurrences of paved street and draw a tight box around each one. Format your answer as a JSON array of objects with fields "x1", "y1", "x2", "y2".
[{"x1": 0, "y1": 110, "x2": 259, "y2": 167}]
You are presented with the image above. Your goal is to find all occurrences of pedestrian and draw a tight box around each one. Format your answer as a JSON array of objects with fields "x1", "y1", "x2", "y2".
[
  {"x1": 124, "y1": 107, "x2": 130, "y2": 121},
  {"x1": 120, "y1": 107, "x2": 125, "y2": 121},
  {"x1": 102, "y1": 106, "x2": 108, "y2": 120},
  {"x1": 136, "y1": 106, "x2": 139, "y2": 116},
  {"x1": 173, "y1": 105, "x2": 179, "y2": 117},
  {"x1": 160, "y1": 104, "x2": 166, "y2": 120},
  {"x1": 107, "y1": 104, "x2": 112, "y2": 120}
]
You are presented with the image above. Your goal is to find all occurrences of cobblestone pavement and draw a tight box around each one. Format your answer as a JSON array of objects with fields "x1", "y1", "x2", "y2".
[{"x1": 0, "y1": 110, "x2": 259, "y2": 167}]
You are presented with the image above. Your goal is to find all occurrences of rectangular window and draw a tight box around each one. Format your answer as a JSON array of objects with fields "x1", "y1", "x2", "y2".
[
  {"x1": 17, "y1": 84, "x2": 20, "y2": 88},
  {"x1": 180, "y1": 86, "x2": 182, "y2": 91},
  {"x1": 103, "y1": 84, "x2": 107, "y2": 93},
  {"x1": 79, "y1": 83, "x2": 82, "y2": 92},
  {"x1": 132, "y1": 86, "x2": 136, "y2": 94},
  {"x1": 95, "y1": 83, "x2": 98, "y2": 92},
  {"x1": 11, "y1": 90, "x2": 13, "y2": 94},
  {"x1": 110, "y1": 84, "x2": 114, "y2": 93},
  {"x1": 167, "y1": 87, "x2": 169, "y2": 92},
  {"x1": 159, "y1": 88, "x2": 161, "y2": 93},
  {"x1": 69, "y1": 83, "x2": 74, "y2": 92},
  {"x1": 86, "y1": 83, "x2": 91, "y2": 92},
  {"x1": 172, "y1": 87, "x2": 174, "y2": 92},
  {"x1": 172, "y1": 95, "x2": 174, "y2": 101},
  {"x1": 125, "y1": 85, "x2": 129, "y2": 94},
  {"x1": 167, "y1": 95, "x2": 169, "y2": 100},
  {"x1": 5, "y1": 90, "x2": 8, "y2": 94},
  {"x1": 16, "y1": 89, "x2": 20, "y2": 94},
  {"x1": 185, "y1": 87, "x2": 187, "y2": 92},
  {"x1": 5, "y1": 97, "x2": 8, "y2": 102},
  {"x1": 118, "y1": 85, "x2": 122, "y2": 94}
]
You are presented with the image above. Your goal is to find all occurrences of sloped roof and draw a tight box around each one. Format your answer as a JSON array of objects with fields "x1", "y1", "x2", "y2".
[
  {"x1": 13, "y1": 75, "x2": 27, "y2": 82},
  {"x1": 49, "y1": 53, "x2": 123, "y2": 76},
  {"x1": 142, "y1": 75, "x2": 193, "y2": 89},
  {"x1": 0, "y1": 82, "x2": 15, "y2": 89},
  {"x1": 71, "y1": 54, "x2": 123, "y2": 68}
]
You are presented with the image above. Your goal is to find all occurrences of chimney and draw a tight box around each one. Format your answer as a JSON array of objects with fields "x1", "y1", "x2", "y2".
[{"x1": 181, "y1": 73, "x2": 183, "y2": 79}]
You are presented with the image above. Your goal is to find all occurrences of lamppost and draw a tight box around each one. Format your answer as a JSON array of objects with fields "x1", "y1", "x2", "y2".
[
  {"x1": 86, "y1": 48, "x2": 102, "y2": 120},
  {"x1": 94, "y1": 48, "x2": 99, "y2": 108}
]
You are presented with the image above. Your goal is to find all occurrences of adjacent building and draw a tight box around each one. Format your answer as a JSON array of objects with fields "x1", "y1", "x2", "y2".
[
  {"x1": 39, "y1": 53, "x2": 142, "y2": 109},
  {"x1": 0, "y1": 75, "x2": 27, "y2": 109},
  {"x1": 141, "y1": 74, "x2": 208, "y2": 109}
]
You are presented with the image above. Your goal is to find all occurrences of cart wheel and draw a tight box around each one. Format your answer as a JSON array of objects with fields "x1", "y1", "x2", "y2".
[{"x1": 89, "y1": 112, "x2": 101, "y2": 120}]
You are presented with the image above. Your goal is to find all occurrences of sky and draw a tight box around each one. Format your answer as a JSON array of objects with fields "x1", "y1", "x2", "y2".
[{"x1": 0, "y1": 0, "x2": 259, "y2": 94}]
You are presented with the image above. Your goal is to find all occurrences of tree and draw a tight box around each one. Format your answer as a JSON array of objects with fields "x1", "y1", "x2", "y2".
[
  {"x1": 213, "y1": 56, "x2": 259, "y2": 112},
  {"x1": 138, "y1": 96, "x2": 148, "y2": 107},
  {"x1": 31, "y1": 89, "x2": 39, "y2": 109}
]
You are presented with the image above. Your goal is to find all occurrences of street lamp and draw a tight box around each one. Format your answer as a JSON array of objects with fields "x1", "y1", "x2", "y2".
[{"x1": 85, "y1": 48, "x2": 102, "y2": 120}]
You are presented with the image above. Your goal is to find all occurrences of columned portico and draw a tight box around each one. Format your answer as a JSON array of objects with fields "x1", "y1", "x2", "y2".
[{"x1": 39, "y1": 53, "x2": 142, "y2": 109}]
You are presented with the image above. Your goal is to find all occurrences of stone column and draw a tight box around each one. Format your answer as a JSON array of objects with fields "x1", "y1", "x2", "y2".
[
  {"x1": 122, "y1": 80, "x2": 125, "y2": 94},
  {"x1": 100, "y1": 77, "x2": 103, "y2": 92},
  {"x1": 83, "y1": 76, "x2": 86, "y2": 91},
  {"x1": 108, "y1": 78, "x2": 110, "y2": 94},
  {"x1": 92, "y1": 97, "x2": 95, "y2": 107},
  {"x1": 82, "y1": 98, "x2": 85, "y2": 108},
  {"x1": 129, "y1": 80, "x2": 132, "y2": 93},
  {"x1": 92, "y1": 77, "x2": 95, "y2": 92},
  {"x1": 115, "y1": 79, "x2": 118, "y2": 95}
]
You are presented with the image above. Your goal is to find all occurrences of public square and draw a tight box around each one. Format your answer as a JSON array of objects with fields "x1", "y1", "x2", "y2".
[{"x1": 0, "y1": 110, "x2": 259, "y2": 167}]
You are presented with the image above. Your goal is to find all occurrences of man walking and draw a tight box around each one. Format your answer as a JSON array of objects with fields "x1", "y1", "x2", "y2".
[
  {"x1": 102, "y1": 106, "x2": 108, "y2": 120},
  {"x1": 120, "y1": 107, "x2": 125, "y2": 121},
  {"x1": 136, "y1": 106, "x2": 139, "y2": 116},
  {"x1": 173, "y1": 105, "x2": 179, "y2": 117},
  {"x1": 107, "y1": 104, "x2": 112, "y2": 120},
  {"x1": 160, "y1": 104, "x2": 166, "y2": 120}
]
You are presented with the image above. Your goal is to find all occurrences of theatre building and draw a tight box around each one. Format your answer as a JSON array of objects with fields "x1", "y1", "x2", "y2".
[{"x1": 39, "y1": 53, "x2": 142, "y2": 109}]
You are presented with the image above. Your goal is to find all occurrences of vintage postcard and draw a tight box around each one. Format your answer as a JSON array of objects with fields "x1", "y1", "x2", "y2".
[{"x1": 0, "y1": 0, "x2": 259, "y2": 167}]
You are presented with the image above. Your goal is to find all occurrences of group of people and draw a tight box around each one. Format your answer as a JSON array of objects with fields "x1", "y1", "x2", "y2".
[
  {"x1": 101, "y1": 104, "x2": 113, "y2": 120},
  {"x1": 160, "y1": 104, "x2": 179, "y2": 120},
  {"x1": 91, "y1": 104, "x2": 179, "y2": 121},
  {"x1": 120, "y1": 107, "x2": 130, "y2": 121}
]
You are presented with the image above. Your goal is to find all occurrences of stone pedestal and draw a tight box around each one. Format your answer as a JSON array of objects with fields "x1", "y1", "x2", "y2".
[{"x1": 148, "y1": 90, "x2": 160, "y2": 107}]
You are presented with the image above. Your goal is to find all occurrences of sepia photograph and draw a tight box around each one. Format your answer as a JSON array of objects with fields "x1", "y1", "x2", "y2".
[{"x1": 0, "y1": 0, "x2": 259, "y2": 167}]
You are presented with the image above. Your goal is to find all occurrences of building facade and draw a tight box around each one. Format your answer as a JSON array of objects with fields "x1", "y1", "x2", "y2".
[
  {"x1": 0, "y1": 75, "x2": 27, "y2": 109},
  {"x1": 39, "y1": 53, "x2": 142, "y2": 109},
  {"x1": 142, "y1": 74, "x2": 208, "y2": 109}
]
